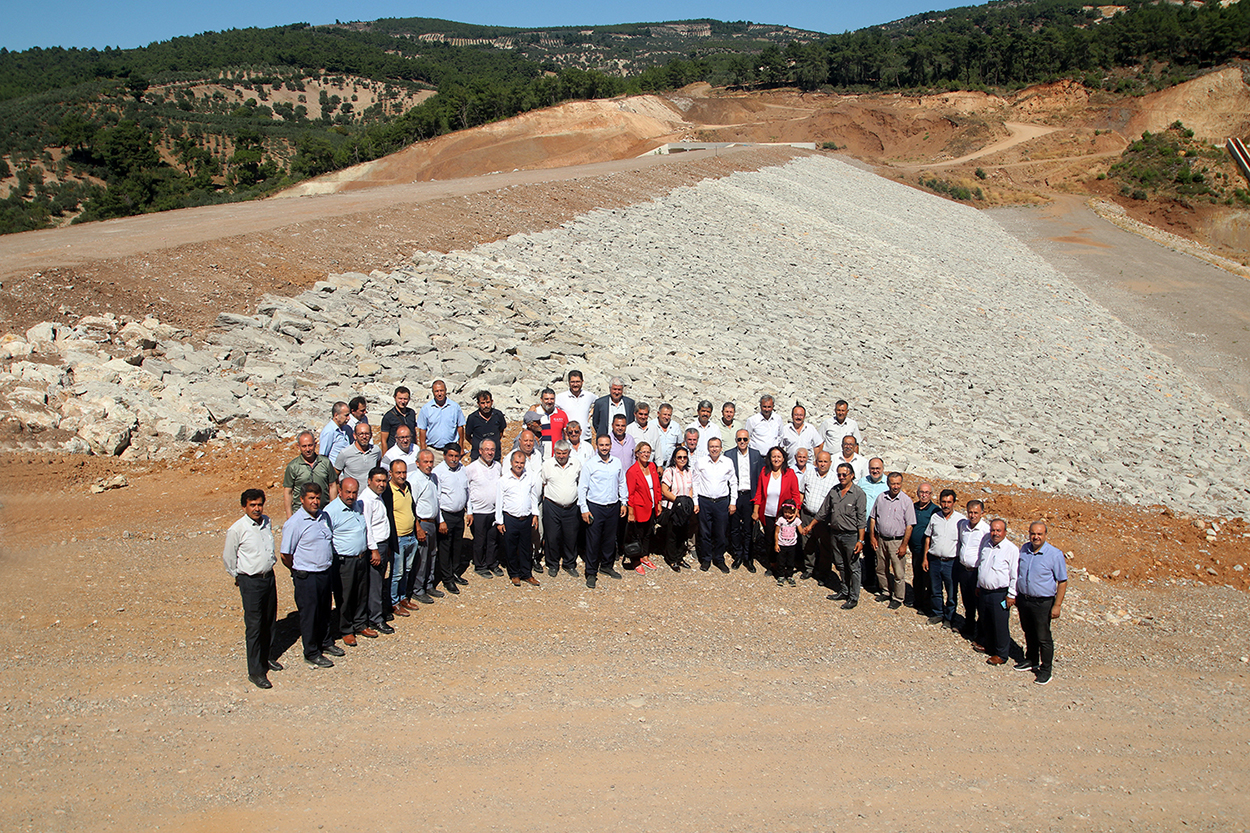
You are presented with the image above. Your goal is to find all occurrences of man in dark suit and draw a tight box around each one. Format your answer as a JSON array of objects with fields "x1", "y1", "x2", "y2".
[
  {"x1": 725, "y1": 429, "x2": 765, "y2": 571},
  {"x1": 590, "y1": 376, "x2": 636, "y2": 439}
]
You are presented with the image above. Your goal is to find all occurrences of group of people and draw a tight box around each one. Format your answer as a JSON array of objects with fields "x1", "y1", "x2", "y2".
[{"x1": 223, "y1": 371, "x2": 1068, "y2": 690}]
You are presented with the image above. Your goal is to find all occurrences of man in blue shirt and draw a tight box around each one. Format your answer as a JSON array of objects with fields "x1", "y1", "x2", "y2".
[
  {"x1": 324, "y1": 477, "x2": 369, "y2": 648},
  {"x1": 579, "y1": 435, "x2": 628, "y2": 588},
  {"x1": 1015, "y1": 521, "x2": 1068, "y2": 685},
  {"x1": 318, "y1": 401, "x2": 353, "y2": 461},
  {"x1": 417, "y1": 379, "x2": 467, "y2": 451},
  {"x1": 857, "y1": 458, "x2": 888, "y2": 594},
  {"x1": 280, "y1": 483, "x2": 344, "y2": 668}
]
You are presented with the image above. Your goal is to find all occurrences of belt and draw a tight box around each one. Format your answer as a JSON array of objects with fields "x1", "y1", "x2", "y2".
[
  {"x1": 545, "y1": 497, "x2": 578, "y2": 509},
  {"x1": 935, "y1": 556, "x2": 956, "y2": 562},
  {"x1": 700, "y1": 495, "x2": 729, "y2": 501},
  {"x1": 980, "y1": 586, "x2": 1009, "y2": 593},
  {"x1": 505, "y1": 512, "x2": 531, "y2": 521},
  {"x1": 419, "y1": 517, "x2": 438, "y2": 524},
  {"x1": 1017, "y1": 593, "x2": 1055, "y2": 601},
  {"x1": 879, "y1": 535, "x2": 904, "y2": 541}
]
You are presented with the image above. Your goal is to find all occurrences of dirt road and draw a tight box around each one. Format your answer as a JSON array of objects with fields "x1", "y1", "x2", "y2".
[{"x1": 991, "y1": 194, "x2": 1250, "y2": 414}]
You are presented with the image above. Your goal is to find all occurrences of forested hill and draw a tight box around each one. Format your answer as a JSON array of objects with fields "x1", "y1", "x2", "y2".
[{"x1": 2, "y1": 0, "x2": 1248, "y2": 236}]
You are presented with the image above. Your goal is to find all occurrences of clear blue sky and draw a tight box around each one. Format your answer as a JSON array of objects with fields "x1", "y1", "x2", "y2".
[{"x1": 3, "y1": 0, "x2": 968, "y2": 51}]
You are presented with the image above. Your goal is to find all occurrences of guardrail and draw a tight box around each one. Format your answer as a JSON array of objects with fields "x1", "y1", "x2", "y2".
[{"x1": 1228, "y1": 137, "x2": 1250, "y2": 185}]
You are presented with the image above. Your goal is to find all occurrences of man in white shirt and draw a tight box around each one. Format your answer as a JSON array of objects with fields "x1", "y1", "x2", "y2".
[
  {"x1": 564, "y1": 421, "x2": 595, "y2": 465},
  {"x1": 357, "y1": 467, "x2": 393, "y2": 636},
  {"x1": 976, "y1": 519, "x2": 1019, "y2": 665},
  {"x1": 686, "y1": 400, "x2": 718, "y2": 459},
  {"x1": 956, "y1": 499, "x2": 991, "y2": 643},
  {"x1": 465, "y1": 439, "x2": 503, "y2": 578},
  {"x1": 404, "y1": 449, "x2": 443, "y2": 605},
  {"x1": 222, "y1": 488, "x2": 278, "y2": 689},
  {"x1": 798, "y1": 451, "x2": 838, "y2": 582},
  {"x1": 555, "y1": 369, "x2": 595, "y2": 442},
  {"x1": 820, "y1": 399, "x2": 863, "y2": 454},
  {"x1": 381, "y1": 426, "x2": 419, "y2": 470},
  {"x1": 626, "y1": 401, "x2": 660, "y2": 456},
  {"x1": 495, "y1": 450, "x2": 543, "y2": 587},
  {"x1": 433, "y1": 444, "x2": 471, "y2": 596},
  {"x1": 780, "y1": 404, "x2": 821, "y2": 463},
  {"x1": 922, "y1": 488, "x2": 965, "y2": 629},
  {"x1": 793, "y1": 447, "x2": 810, "y2": 478},
  {"x1": 745, "y1": 395, "x2": 784, "y2": 455},
  {"x1": 692, "y1": 437, "x2": 735, "y2": 572},
  {"x1": 541, "y1": 440, "x2": 582, "y2": 577},
  {"x1": 836, "y1": 435, "x2": 869, "y2": 481}
]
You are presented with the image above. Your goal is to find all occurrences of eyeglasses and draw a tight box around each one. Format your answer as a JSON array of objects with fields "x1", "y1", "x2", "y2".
[
  {"x1": 675, "y1": 455, "x2": 688, "y2": 460},
  {"x1": 736, "y1": 438, "x2": 749, "y2": 442}
]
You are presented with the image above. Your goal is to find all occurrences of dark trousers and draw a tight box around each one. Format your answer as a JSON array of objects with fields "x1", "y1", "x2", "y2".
[
  {"x1": 291, "y1": 568, "x2": 333, "y2": 660},
  {"x1": 728, "y1": 491, "x2": 754, "y2": 564},
  {"x1": 697, "y1": 495, "x2": 730, "y2": 566},
  {"x1": 664, "y1": 511, "x2": 693, "y2": 564},
  {"x1": 367, "y1": 542, "x2": 389, "y2": 627},
  {"x1": 337, "y1": 551, "x2": 369, "y2": 636},
  {"x1": 910, "y1": 541, "x2": 932, "y2": 614},
  {"x1": 930, "y1": 557, "x2": 957, "y2": 622},
  {"x1": 955, "y1": 561, "x2": 979, "y2": 638},
  {"x1": 585, "y1": 501, "x2": 620, "y2": 577},
  {"x1": 471, "y1": 512, "x2": 500, "y2": 572},
  {"x1": 236, "y1": 572, "x2": 276, "y2": 679},
  {"x1": 437, "y1": 509, "x2": 467, "y2": 584},
  {"x1": 543, "y1": 499, "x2": 581, "y2": 570},
  {"x1": 501, "y1": 512, "x2": 535, "y2": 579},
  {"x1": 977, "y1": 587, "x2": 1012, "y2": 660},
  {"x1": 801, "y1": 511, "x2": 833, "y2": 583},
  {"x1": 830, "y1": 531, "x2": 861, "y2": 602},
  {"x1": 776, "y1": 543, "x2": 799, "y2": 577},
  {"x1": 404, "y1": 521, "x2": 437, "y2": 597},
  {"x1": 1017, "y1": 595, "x2": 1057, "y2": 672},
  {"x1": 760, "y1": 515, "x2": 778, "y2": 569},
  {"x1": 624, "y1": 518, "x2": 654, "y2": 568}
]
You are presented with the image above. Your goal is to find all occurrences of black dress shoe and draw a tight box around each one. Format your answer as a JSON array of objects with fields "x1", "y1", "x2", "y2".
[
  {"x1": 323, "y1": 644, "x2": 346, "y2": 657},
  {"x1": 699, "y1": 562, "x2": 710, "y2": 572},
  {"x1": 249, "y1": 674, "x2": 272, "y2": 689},
  {"x1": 731, "y1": 558, "x2": 742, "y2": 570},
  {"x1": 376, "y1": 622, "x2": 395, "y2": 634},
  {"x1": 586, "y1": 575, "x2": 598, "y2": 588},
  {"x1": 476, "y1": 569, "x2": 493, "y2": 579},
  {"x1": 889, "y1": 600, "x2": 902, "y2": 610},
  {"x1": 491, "y1": 566, "x2": 505, "y2": 576},
  {"x1": 799, "y1": 571, "x2": 812, "y2": 580},
  {"x1": 829, "y1": 591, "x2": 849, "y2": 601},
  {"x1": 305, "y1": 655, "x2": 334, "y2": 668},
  {"x1": 413, "y1": 593, "x2": 435, "y2": 604},
  {"x1": 267, "y1": 659, "x2": 283, "y2": 672},
  {"x1": 563, "y1": 567, "x2": 580, "y2": 578},
  {"x1": 715, "y1": 561, "x2": 730, "y2": 573},
  {"x1": 444, "y1": 581, "x2": 460, "y2": 594},
  {"x1": 547, "y1": 566, "x2": 559, "y2": 577},
  {"x1": 602, "y1": 566, "x2": 622, "y2": 579},
  {"x1": 744, "y1": 561, "x2": 757, "y2": 573},
  {"x1": 455, "y1": 576, "x2": 470, "y2": 585},
  {"x1": 841, "y1": 600, "x2": 858, "y2": 610},
  {"x1": 427, "y1": 587, "x2": 446, "y2": 598}
]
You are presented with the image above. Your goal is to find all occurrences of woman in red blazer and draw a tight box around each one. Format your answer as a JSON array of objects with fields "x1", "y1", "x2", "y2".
[
  {"x1": 752, "y1": 446, "x2": 800, "y2": 573},
  {"x1": 625, "y1": 442, "x2": 663, "y2": 572}
]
